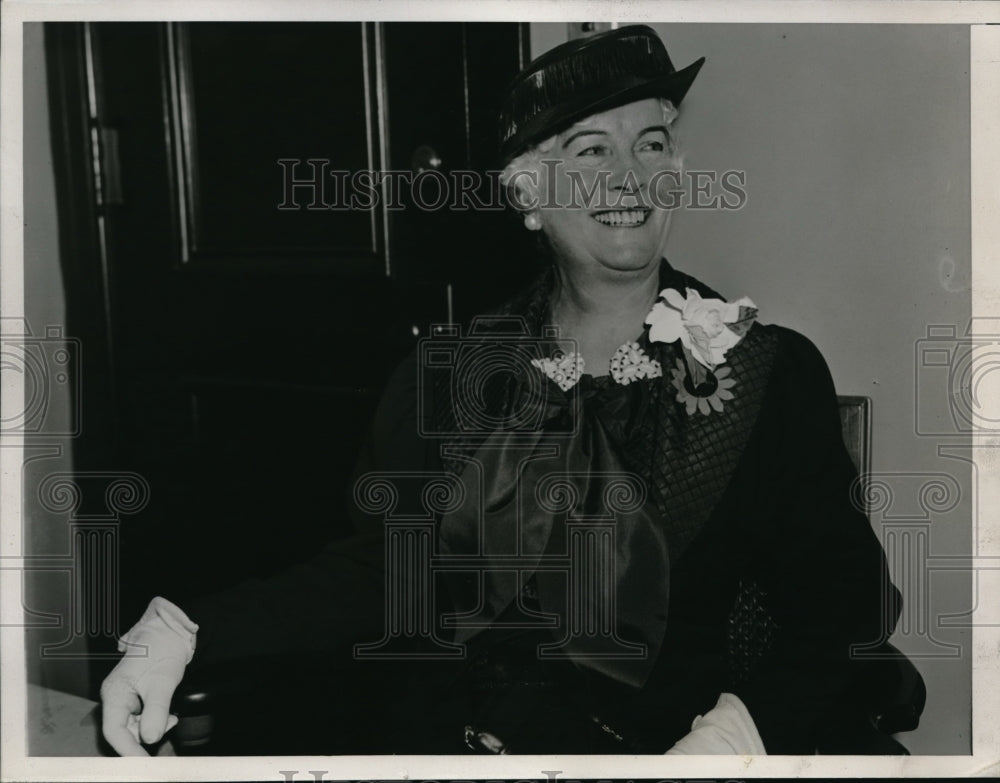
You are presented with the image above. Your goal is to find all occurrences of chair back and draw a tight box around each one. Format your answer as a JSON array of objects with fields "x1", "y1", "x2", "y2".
[
  {"x1": 837, "y1": 394, "x2": 872, "y2": 515},
  {"x1": 837, "y1": 395, "x2": 871, "y2": 476}
]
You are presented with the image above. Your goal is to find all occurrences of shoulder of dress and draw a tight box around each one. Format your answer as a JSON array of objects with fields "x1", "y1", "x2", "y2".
[
  {"x1": 748, "y1": 323, "x2": 839, "y2": 402},
  {"x1": 750, "y1": 323, "x2": 825, "y2": 360}
]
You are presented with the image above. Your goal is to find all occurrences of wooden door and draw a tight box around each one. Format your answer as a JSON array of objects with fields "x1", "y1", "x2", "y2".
[{"x1": 44, "y1": 21, "x2": 536, "y2": 671}]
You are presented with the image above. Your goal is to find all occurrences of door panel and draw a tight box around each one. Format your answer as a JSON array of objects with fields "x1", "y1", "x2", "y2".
[
  {"x1": 46, "y1": 22, "x2": 533, "y2": 647},
  {"x1": 173, "y1": 23, "x2": 383, "y2": 266}
]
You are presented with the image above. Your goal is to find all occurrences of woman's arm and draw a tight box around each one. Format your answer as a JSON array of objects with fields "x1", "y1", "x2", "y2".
[
  {"x1": 730, "y1": 328, "x2": 902, "y2": 754},
  {"x1": 101, "y1": 348, "x2": 437, "y2": 753},
  {"x1": 182, "y1": 347, "x2": 434, "y2": 668}
]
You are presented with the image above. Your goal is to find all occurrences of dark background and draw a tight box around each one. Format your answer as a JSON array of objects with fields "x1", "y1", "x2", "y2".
[{"x1": 44, "y1": 21, "x2": 538, "y2": 691}]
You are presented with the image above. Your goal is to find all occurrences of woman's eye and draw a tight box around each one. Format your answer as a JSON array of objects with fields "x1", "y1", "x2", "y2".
[
  {"x1": 577, "y1": 145, "x2": 607, "y2": 157},
  {"x1": 638, "y1": 140, "x2": 665, "y2": 152}
]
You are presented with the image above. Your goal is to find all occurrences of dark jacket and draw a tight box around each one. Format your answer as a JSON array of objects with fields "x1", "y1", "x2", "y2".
[{"x1": 187, "y1": 260, "x2": 901, "y2": 754}]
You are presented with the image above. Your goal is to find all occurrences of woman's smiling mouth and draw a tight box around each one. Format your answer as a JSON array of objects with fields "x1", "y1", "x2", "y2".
[{"x1": 592, "y1": 209, "x2": 650, "y2": 227}]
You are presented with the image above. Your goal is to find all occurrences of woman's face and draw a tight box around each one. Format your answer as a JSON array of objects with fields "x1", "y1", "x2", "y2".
[{"x1": 534, "y1": 97, "x2": 678, "y2": 277}]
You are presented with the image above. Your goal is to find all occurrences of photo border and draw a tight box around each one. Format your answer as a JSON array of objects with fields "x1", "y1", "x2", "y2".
[{"x1": 2, "y1": 1, "x2": 999, "y2": 780}]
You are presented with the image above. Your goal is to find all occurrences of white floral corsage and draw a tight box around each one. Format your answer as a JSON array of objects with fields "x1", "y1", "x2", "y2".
[
  {"x1": 645, "y1": 288, "x2": 757, "y2": 369},
  {"x1": 646, "y1": 287, "x2": 757, "y2": 416},
  {"x1": 531, "y1": 287, "x2": 755, "y2": 404}
]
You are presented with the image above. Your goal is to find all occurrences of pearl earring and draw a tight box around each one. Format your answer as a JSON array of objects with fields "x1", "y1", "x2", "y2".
[{"x1": 523, "y1": 212, "x2": 541, "y2": 231}]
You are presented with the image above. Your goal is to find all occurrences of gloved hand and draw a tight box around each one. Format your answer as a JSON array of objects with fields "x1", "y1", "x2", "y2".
[
  {"x1": 665, "y1": 692, "x2": 767, "y2": 755},
  {"x1": 100, "y1": 596, "x2": 198, "y2": 756}
]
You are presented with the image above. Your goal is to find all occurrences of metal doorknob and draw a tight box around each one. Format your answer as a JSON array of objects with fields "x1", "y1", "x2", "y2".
[{"x1": 411, "y1": 144, "x2": 443, "y2": 173}]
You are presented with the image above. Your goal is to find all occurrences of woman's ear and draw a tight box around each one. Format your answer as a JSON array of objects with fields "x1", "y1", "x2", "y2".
[
  {"x1": 505, "y1": 171, "x2": 541, "y2": 212},
  {"x1": 502, "y1": 146, "x2": 548, "y2": 215},
  {"x1": 505, "y1": 173, "x2": 544, "y2": 231}
]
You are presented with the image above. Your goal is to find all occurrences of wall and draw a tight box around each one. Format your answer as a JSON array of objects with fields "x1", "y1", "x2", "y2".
[
  {"x1": 531, "y1": 23, "x2": 973, "y2": 755},
  {"x1": 22, "y1": 23, "x2": 89, "y2": 697}
]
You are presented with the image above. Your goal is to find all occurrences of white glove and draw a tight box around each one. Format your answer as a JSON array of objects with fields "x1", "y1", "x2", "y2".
[
  {"x1": 665, "y1": 692, "x2": 767, "y2": 755},
  {"x1": 100, "y1": 596, "x2": 198, "y2": 756}
]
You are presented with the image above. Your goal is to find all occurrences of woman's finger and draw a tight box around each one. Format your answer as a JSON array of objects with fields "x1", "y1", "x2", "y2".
[
  {"x1": 127, "y1": 713, "x2": 142, "y2": 745},
  {"x1": 100, "y1": 684, "x2": 148, "y2": 757},
  {"x1": 138, "y1": 691, "x2": 173, "y2": 744}
]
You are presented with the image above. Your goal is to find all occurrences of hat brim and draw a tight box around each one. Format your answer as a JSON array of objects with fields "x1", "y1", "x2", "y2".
[{"x1": 499, "y1": 56, "x2": 705, "y2": 167}]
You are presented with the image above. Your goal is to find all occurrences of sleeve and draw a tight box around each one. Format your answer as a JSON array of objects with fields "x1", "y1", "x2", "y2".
[
  {"x1": 731, "y1": 328, "x2": 902, "y2": 754},
  {"x1": 185, "y1": 348, "x2": 436, "y2": 669}
]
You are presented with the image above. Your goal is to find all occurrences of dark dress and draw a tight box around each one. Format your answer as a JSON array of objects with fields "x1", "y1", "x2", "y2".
[{"x1": 185, "y1": 259, "x2": 901, "y2": 754}]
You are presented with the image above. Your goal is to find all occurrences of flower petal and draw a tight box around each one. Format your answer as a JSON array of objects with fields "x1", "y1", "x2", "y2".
[
  {"x1": 707, "y1": 330, "x2": 742, "y2": 366},
  {"x1": 717, "y1": 388, "x2": 735, "y2": 401},
  {"x1": 724, "y1": 305, "x2": 758, "y2": 339},
  {"x1": 708, "y1": 394, "x2": 724, "y2": 412},
  {"x1": 646, "y1": 305, "x2": 685, "y2": 345},
  {"x1": 681, "y1": 288, "x2": 705, "y2": 320},
  {"x1": 719, "y1": 301, "x2": 742, "y2": 323},
  {"x1": 685, "y1": 397, "x2": 698, "y2": 415},
  {"x1": 697, "y1": 397, "x2": 710, "y2": 416},
  {"x1": 663, "y1": 288, "x2": 688, "y2": 310},
  {"x1": 644, "y1": 301, "x2": 667, "y2": 325},
  {"x1": 681, "y1": 328, "x2": 714, "y2": 369}
]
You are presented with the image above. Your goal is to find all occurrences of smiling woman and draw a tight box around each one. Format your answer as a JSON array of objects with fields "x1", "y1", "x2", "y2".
[
  {"x1": 98, "y1": 24, "x2": 917, "y2": 757},
  {"x1": 504, "y1": 97, "x2": 681, "y2": 261},
  {"x1": 499, "y1": 96, "x2": 689, "y2": 374}
]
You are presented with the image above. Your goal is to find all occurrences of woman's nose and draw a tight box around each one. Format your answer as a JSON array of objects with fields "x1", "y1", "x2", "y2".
[{"x1": 608, "y1": 153, "x2": 646, "y2": 203}]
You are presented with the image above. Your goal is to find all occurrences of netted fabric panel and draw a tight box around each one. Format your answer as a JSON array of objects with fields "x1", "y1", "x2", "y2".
[{"x1": 727, "y1": 579, "x2": 780, "y2": 686}]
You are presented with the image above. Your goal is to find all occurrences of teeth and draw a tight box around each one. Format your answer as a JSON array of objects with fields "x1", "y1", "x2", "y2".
[{"x1": 593, "y1": 210, "x2": 648, "y2": 227}]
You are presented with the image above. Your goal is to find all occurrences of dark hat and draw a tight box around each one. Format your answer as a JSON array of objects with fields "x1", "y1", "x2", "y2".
[{"x1": 498, "y1": 25, "x2": 705, "y2": 165}]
